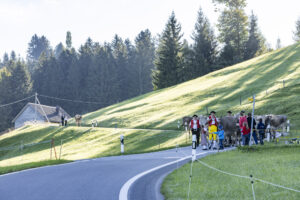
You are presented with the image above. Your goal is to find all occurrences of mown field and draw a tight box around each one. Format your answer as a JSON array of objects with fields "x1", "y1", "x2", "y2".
[
  {"x1": 1, "y1": 43, "x2": 300, "y2": 174},
  {"x1": 162, "y1": 145, "x2": 300, "y2": 200}
]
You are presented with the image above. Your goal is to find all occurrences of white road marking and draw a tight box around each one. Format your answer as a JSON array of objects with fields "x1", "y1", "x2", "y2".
[{"x1": 118, "y1": 151, "x2": 207, "y2": 200}]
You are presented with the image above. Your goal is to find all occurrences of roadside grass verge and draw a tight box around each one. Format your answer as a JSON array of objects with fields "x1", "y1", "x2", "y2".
[
  {"x1": 0, "y1": 125, "x2": 190, "y2": 174},
  {"x1": 162, "y1": 144, "x2": 300, "y2": 200},
  {"x1": 0, "y1": 159, "x2": 72, "y2": 175}
]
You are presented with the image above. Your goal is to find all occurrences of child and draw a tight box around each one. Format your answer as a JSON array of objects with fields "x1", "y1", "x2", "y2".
[
  {"x1": 242, "y1": 121, "x2": 250, "y2": 146},
  {"x1": 200, "y1": 125, "x2": 208, "y2": 150},
  {"x1": 214, "y1": 125, "x2": 225, "y2": 150}
]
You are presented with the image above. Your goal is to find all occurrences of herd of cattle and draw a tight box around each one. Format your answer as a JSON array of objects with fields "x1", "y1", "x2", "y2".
[{"x1": 182, "y1": 114, "x2": 288, "y2": 146}]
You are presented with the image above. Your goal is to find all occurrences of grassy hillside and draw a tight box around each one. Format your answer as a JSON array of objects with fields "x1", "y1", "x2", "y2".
[
  {"x1": 80, "y1": 42, "x2": 300, "y2": 130},
  {"x1": 1, "y1": 43, "x2": 300, "y2": 173}
]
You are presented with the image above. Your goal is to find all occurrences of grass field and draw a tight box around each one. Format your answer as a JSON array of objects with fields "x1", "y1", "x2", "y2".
[
  {"x1": 162, "y1": 145, "x2": 300, "y2": 200},
  {"x1": 1, "y1": 43, "x2": 300, "y2": 174}
]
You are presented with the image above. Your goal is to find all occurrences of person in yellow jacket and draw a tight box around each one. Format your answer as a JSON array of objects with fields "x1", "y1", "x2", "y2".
[{"x1": 206, "y1": 111, "x2": 218, "y2": 149}]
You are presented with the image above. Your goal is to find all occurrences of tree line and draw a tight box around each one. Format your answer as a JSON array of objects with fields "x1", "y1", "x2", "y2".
[{"x1": 0, "y1": 0, "x2": 300, "y2": 131}]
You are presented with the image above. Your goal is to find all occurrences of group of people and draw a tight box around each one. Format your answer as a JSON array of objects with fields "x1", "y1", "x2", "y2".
[
  {"x1": 190, "y1": 111, "x2": 224, "y2": 150},
  {"x1": 239, "y1": 110, "x2": 266, "y2": 146},
  {"x1": 189, "y1": 110, "x2": 267, "y2": 150},
  {"x1": 61, "y1": 115, "x2": 68, "y2": 126}
]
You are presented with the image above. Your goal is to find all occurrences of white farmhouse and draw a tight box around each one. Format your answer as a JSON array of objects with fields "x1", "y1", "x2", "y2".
[{"x1": 12, "y1": 103, "x2": 71, "y2": 129}]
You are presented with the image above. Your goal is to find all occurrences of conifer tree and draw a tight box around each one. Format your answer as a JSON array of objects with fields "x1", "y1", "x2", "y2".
[
  {"x1": 293, "y1": 16, "x2": 300, "y2": 42},
  {"x1": 214, "y1": 0, "x2": 248, "y2": 66},
  {"x1": 190, "y1": 7, "x2": 217, "y2": 78},
  {"x1": 244, "y1": 11, "x2": 267, "y2": 60},
  {"x1": 152, "y1": 12, "x2": 183, "y2": 90}
]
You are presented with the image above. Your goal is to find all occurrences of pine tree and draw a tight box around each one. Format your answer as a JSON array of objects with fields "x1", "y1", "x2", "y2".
[
  {"x1": 135, "y1": 29, "x2": 155, "y2": 94},
  {"x1": 54, "y1": 42, "x2": 65, "y2": 58},
  {"x1": 214, "y1": 0, "x2": 248, "y2": 66},
  {"x1": 2, "y1": 53, "x2": 9, "y2": 67},
  {"x1": 10, "y1": 51, "x2": 17, "y2": 61},
  {"x1": 244, "y1": 11, "x2": 267, "y2": 60},
  {"x1": 276, "y1": 37, "x2": 282, "y2": 49},
  {"x1": 152, "y1": 12, "x2": 183, "y2": 90},
  {"x1": 66, "y1": 31, "x2": 72, "y2": 49},
  {"x1": 191, "y1": 7, "x2": 217, "y2": 78},
  {"x1": 293, "y1": 16, "x2": 300, "y2": 42}
]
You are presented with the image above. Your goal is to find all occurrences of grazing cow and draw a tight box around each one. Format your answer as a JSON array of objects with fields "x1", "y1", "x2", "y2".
[
  {"x1": 220, "y1": 116, "x2": 240, "y2": 146},
  {"x1": 75, "y1": 114, "x2": 82, "y2": 127}
]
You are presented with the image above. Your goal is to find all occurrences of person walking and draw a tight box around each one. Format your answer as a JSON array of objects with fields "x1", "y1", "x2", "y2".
[
  {"x1": 242, "y1": 121, "x2": 250, "y2": 145},
  {"x1": 257, "y1": 118, "x2": 266, "y2": 145},
  {"x1": 207, "y1": 111, "x2": 218, "y2": 150},
  {"x1": 61, "y1": 115, "x2": 65, "y2": 126},
  {"x1": 190, "y1": 115, "x2": 201, "y2": 147},
  {"x1": 247, "y1": 113, "x2": 258, "y2": 145}
]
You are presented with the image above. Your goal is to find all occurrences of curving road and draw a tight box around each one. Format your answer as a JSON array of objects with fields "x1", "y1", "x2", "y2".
[{"x1": 0, "y1": 147, "x2": 230, "y2": 200}]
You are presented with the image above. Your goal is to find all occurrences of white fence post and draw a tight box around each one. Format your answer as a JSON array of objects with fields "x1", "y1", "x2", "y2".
[
  {"x1": 192, "y1": 134, "x2": 196, "y2": 162},
  {"x1": 120, "y1": 134, "x2": 124, "y2": 153}
]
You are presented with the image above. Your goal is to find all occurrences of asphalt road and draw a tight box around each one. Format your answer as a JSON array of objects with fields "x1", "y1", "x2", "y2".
[{"x1": 0, "y1": 147, "x2": 225, "y2": 200}]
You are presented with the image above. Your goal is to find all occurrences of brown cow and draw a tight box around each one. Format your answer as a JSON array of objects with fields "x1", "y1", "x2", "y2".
[{"x1": 75, "y1": 114, "x2": 82, "y2": 127}]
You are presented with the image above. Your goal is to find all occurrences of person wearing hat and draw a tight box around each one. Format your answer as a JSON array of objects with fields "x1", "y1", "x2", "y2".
[
  {"x1": 227, "y1": 111, "x2": 232, "y2": 117},
  {"x1": 207, "y1": 111, "x2": 218, "y2": 149},
  {"x1": 214, "y1": 124, "x2": 225, "y2": 149},
  {"x1": 189, "y1": 114, "x2": 201, "y2": 147}
]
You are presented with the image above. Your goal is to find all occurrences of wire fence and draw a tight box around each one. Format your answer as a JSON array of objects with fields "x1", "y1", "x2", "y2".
[{"x1": 177, "y1": 149, "x2": 300, "y2": 200}]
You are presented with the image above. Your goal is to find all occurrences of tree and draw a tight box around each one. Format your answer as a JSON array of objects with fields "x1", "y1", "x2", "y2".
[
  {"x1": 27, "y1": 34, "x2": 52, "y2": 73},
  {"x1": 66, "y1": 31, "x2": 72, "y2": 49},
  {"x1": 293, "y1": 16, "x2": 300, "y2": 42},
  {"x1": 54, "y1": 42, "x2": 65, "y2": 58},
  {"x1": 27, "y1": 34, "x2": 52, "y2": 61},
  {"x1": 214, "y1": 0, "x2": 248, "y2": 66},
  {"x1": 276, "y1": 37, "x2": 282, "y2": 49},
  {"x1": 10, "y1": 51, "x2": 17, "y2": 61},
  {"x1": 2, "y1": 53, "x2": 9, "y2": 67},
  {"x1": 152, "y1": 12, "x2": 183, "y2": 90},
  {"x1": 135, "y1": 29, "x2": 155, "y2": 94},
  {"x1": 190, "y1": 7, "x2": 218, "y2": 78},
  {"x1": 244, "y1": 11, "x2": 267, "y2": 60}
]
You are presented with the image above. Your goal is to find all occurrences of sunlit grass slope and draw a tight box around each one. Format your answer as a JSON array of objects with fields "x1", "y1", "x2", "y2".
[
  {"x1": 0, "y1": 124, "x2": 186, "y2": 173},
  {"x1": 82, "y1": 42, "x2": 300, "y2": 130}
]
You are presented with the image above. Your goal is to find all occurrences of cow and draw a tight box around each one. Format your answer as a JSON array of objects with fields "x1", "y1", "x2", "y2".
[
  {"x1": 265, "y1": 114, "x2": 288, "y2": 140},
  {"x1": 220, "y1": 116, "x2": 240, "y2": 146},
  {"x1": 75, "y1": 114, "x2": 82, "y2": 127}
]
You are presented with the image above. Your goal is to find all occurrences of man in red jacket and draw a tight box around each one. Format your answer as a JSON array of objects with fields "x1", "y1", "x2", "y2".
[
  {"x1": 190, "y1": 114, "x2": 201, "y2": 147},
  {"x1": 207, "y1": 111, "x2": 218, "y2": 149}
]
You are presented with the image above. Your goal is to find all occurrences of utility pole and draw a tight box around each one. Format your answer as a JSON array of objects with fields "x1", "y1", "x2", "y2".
[{"x1": 34, "y1": 92, "x2": 37, "y2": 123}]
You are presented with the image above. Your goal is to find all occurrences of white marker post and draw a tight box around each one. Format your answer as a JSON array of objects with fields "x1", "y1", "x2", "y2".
[
  {"x1": 120, "y1": 134, "x2": 124, "y2": 153},
  {"x1": 287, "y1": 120, "x2": 290, "y2": 133},
  {"x1": 177, "y1": 120, "x2": 180, "y2": 129},
  {"x1": 249, "y1": 95, "x2": 256, "y2": 146},
  {"x1": 266, "y1": 124, "x2": 270, "y2": 142},
  {"x1": 192, "y1": 134, "x2": 196, "y2": 161}
]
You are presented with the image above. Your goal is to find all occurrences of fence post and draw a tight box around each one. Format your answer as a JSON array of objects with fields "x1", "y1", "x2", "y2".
[
  {"x1": 59, "y1": 139, "x2": 63, "y2": 160},
  {"x1": 50, "y1": 139, "x2": 53, "y2": 160},
  {"x1": 120, "y1": 134, "x2": 124, "y2": 153},
  {"x1": 250, "y1": 175, "x2": 256, "y2": 200}
]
